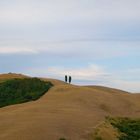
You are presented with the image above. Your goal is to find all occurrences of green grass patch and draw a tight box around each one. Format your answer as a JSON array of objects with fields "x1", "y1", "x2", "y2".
[
  {"x1": 0, "y1": 78, "x2": 53, "y2": 108},
  {"x1": 107, "y1": 117, "x2": 140, "y2": 140}
]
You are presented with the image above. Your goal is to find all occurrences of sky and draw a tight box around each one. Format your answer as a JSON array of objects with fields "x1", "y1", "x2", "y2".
[{"x1": 0, "y1": 0, "x2": 140, "y2": 92}]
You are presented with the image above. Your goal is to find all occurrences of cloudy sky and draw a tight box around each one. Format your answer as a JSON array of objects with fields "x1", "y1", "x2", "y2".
[{"x1": 0, "y1": 0, "x2": 140, "y2": 92}]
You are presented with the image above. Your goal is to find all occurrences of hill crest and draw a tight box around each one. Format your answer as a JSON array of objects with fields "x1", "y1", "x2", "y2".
[{"x1": 0, "y1": 73, "x2": 139, "y2": 140}]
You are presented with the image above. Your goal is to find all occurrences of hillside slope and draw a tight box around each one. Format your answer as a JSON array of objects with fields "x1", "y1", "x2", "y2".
[
  {"x1": 0, "y1": 73, "x2": 28, "y2": 82},
  {"x1": 0, "y1": 74, "x2": 139, "y2": 140}
]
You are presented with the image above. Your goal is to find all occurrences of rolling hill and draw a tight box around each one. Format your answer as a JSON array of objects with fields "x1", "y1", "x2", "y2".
[{"x1": 0, "y1": 73, "x2": 139, "y2": 140}]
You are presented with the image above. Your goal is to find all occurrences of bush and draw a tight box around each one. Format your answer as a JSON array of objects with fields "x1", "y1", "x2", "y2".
[
  {"x1": 107, "y1": 117, "x2": 140, "y2": 140},
  {"x1": 0, "y1": 78, "x2": 53, "y2": 108},
  {"x1": 59, "y1": 138, "x2": 66, "y2": 140}
]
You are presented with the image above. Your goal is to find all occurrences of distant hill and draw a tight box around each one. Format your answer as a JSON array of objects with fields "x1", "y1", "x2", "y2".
[
  {"x1": 0, "y1": 73, "x2": 28, "y2": 82},
  {"x1": 0, "y1": 73, "x2": 139, "y2": 140}
]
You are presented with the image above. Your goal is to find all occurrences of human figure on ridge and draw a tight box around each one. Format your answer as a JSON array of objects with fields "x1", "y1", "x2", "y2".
[
  {"x1": 65, "y1": 75, "x2": 72, "y2": 84},
  {"x1": 65, "y1": 75, "x2": 67, "y2": 83},
  {"x1": 69, "y1": 76, "x2": 72, "y2": 84}
]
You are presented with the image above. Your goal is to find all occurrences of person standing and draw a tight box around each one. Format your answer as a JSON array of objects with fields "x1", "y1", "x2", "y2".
[
  {"x1": 65, "y1": 75, "x2": 67, "y2": 83},
  {"x1": 69, "y1": 76, "x2": 72, "y2": 84}
]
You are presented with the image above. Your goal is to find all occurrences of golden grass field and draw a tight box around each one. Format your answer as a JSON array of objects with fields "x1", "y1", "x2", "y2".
[{"x1": 0, "y1": 73, "x2": 139, "y2": 140}]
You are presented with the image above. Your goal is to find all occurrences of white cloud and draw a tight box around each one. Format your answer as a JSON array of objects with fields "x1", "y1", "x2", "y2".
[
  {"x1": 0, "y1": 47, "x2": 37, "y2": 54},
  {"x1": 47, "y1": 64, "x2": 108, "y2": 79},
  {"x1": 26, "y1": 64, "x2": 140, "y2": 92},
  {"x1": 26, "y1": 64, "x2": 108, "y2": 81},
  {"x1": 0, "y1": 0, "x2": 140, "y2": 25},
  {"x1": 0, "y1": 2, "x2": 46, "y2": 25},
  {"x1": 105, "y1": 79, "x2": 140, "y2": 93},
  {"x1": 0, "y1": 40, "x2": 140, "y2": 58},
  {"x1": 0, "y1": 0, "x2": 140, "y2": 44}
]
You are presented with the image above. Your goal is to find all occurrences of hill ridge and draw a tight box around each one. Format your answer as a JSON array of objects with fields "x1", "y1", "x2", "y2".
[{"x1": 0, "y1": 73, "x2": 139, "y2": 140}]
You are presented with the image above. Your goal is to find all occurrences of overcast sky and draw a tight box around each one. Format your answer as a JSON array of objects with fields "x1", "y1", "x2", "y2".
[{"x1": 0, "y1": 0, "x2": 140, "y2": 92}]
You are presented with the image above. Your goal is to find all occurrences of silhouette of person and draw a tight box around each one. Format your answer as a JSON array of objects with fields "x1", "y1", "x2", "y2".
[
  {"x1": 65, "y1": 75, "x2": 67, "y2": 83},
  {"x1": 69, "y1": 76, "x2": 72, "y2": 84}
]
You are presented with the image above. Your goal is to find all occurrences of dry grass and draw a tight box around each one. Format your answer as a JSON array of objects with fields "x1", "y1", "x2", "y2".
[
  {"x1": 0, "y1": 73, "x2": 28, "y2": 82},
  {"x1": 87, "y1": 121, "x2": 120, "y2": 140},
  {"x1": 0, "y1": 73, "x2": 139, "y2": 140}
]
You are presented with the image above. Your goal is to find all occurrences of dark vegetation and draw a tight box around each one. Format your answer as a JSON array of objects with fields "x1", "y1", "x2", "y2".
[
  {"x1": 0, "y1": 78, "x2": 53, "y2": 108},
  {"x1": 107, "y1": 117, "x2": 140, "y2": 140},
  {"x1": 59, "y1": 138, "x2": 66, "y2": 140}
]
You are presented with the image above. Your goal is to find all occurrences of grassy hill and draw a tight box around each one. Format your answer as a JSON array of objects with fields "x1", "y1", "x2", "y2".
[
  {"x1": 0, "y1": 73, "x2": 28, "y2": 82},
  {"x1": 0, "y1": 73, "x2": 139, "y2": 140}
]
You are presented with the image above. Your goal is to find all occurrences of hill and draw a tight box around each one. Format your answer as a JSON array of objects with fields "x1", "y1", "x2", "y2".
[
  {"x1": 0, "y1": 73, "x2": 28, "y2": 82},
  {"x1": 0, "y1": 73, "x2": 139, "y2": 140}
]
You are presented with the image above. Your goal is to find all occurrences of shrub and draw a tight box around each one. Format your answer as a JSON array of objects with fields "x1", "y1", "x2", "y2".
[
  {"x1": 107, "y1": 117, "x2": 140, "y2": 140},
  {"x1": 59, "y1": 138, "x2": 66, "y2": 140},
  {"x1": 0, "y1": 78, "x2": 53, "y2": 107}
]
